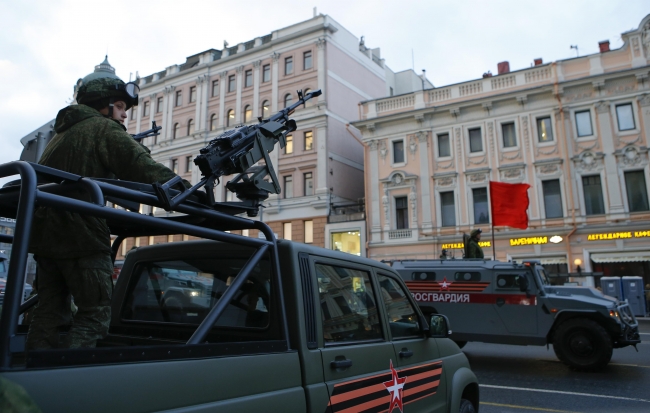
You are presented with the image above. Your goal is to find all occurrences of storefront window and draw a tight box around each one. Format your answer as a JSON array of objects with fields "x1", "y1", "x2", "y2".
[{"x1": 331, "y1": 231, "x2": 361, "y2": 256}]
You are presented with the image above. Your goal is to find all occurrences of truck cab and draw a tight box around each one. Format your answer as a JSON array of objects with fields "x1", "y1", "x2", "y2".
[{"x1": 391, "y1": 258, "x2": 640, "y2": 371}]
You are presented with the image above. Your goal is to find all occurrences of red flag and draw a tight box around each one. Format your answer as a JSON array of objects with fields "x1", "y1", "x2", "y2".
[{"x1": 489, "y1": 181, "x2": 530, "y2": 229}]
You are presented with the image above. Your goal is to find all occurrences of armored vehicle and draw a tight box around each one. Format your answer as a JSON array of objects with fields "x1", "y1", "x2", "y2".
[{"x1": 391, "y1": 258, "x2": 640, "y2": 371}]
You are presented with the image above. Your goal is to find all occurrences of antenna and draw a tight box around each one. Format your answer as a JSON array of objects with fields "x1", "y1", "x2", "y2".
[{"x1": 570, "y1": 45, "x2": 579, "y2": 57}]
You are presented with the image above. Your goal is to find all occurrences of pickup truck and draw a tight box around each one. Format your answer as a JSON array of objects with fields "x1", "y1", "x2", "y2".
[{"x1": 0, "y1": 162, "x2": 479, "y2": 413}]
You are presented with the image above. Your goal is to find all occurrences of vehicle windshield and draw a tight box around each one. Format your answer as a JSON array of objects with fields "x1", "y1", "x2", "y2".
[
  {"x1": 0, "y1": 260, "x2": 6, "y2": 273},
  {"x1": 537, "y1": 266, "x2": 551, "y2": 285}
]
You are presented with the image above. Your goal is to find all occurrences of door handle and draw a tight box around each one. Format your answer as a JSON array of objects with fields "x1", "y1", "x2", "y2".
[
  {"x1": 496, "y1": 297, "x2": 505, "y2": 307},
  {"x1": 399, "y1": 349, "x2": 413, "y2": 358},
  {"x1": 330, "y1": 359, "x2": 353, "y2": 369}
]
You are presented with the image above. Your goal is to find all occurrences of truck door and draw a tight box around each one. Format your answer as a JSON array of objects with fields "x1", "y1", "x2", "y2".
[
  {"x1": 377, "y1": 272, "x2": 447, "y2": 413},
  {"x1": 314, "y1": 259, "x2": 398, "y2": 413},
  {"x1": 492, "y1": 271, "x2": 538, "y2": 336}
]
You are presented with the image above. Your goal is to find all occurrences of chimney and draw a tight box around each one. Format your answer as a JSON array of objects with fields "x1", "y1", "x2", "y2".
[
  {"x1": 599, "y1": 40, "x2": 610, "y2": 53},
  {"x1": 534, "y1": 58, "x2": 543, "y2": 66},
  {"x1": 497, "y1": 61, "x2": 510, "y2": 75}
]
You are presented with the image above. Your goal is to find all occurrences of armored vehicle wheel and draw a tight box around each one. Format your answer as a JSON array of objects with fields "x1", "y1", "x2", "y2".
[
  {"x1": 553, "y1": 318, "x2": 612, "y2": 371},
  {"x1": 459, "y1": 398, "x2": 476, "y2": 413},
  {"x1": 454, "y1": 340, "x2": 467, "y2": 349}
]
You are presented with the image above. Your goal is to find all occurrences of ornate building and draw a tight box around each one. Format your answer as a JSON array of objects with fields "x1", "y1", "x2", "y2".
[{"x1": 353, "y1": 15, "x2": 650, "y2": 286}]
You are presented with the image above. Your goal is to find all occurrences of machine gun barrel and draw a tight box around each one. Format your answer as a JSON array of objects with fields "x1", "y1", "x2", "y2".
[{"x1": 132, "y1": 121, "x2": 162, "y2": 143}]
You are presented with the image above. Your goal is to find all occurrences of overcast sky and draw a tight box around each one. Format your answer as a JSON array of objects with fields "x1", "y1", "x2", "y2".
[{"x1": 1, "y1": 0, "x2": 648, "y2": 185}]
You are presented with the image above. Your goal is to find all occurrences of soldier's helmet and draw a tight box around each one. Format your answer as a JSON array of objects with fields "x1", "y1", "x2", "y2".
[{"x1": 76, "y1": 77, "x2": 139, "y2": 110}]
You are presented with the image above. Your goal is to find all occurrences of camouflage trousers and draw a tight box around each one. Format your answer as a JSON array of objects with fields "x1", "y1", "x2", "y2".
[
  {"x1": 0, "y1": 377, "x2": 42, "y2": 413},
  {"x1": 26, "y1": 253, "x2": 112, "y2": 349}
]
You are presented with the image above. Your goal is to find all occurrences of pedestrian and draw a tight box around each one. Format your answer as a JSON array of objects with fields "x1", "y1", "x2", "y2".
[
  {"x1": 466, "y1": 229, "x2": 484, "y2": 259},
  {"x1": 26, "y1": 74, "x2": 189, "y2": 350}
]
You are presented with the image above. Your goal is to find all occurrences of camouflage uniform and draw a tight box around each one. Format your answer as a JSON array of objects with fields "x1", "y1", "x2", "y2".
[
  {"x1": 0, "y1": 377, "x2": 42, "y2": 413},
  {"x1": 27, "y1": 100, "x2": 183, "y2": 349},
  {"x1": 466, "y1": 230, "x2": 484, "y2": 259}
]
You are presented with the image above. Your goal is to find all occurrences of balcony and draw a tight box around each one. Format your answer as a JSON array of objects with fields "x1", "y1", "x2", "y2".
[{"x1": 388, "y1": 229, "x2": 413, "y2": 240}]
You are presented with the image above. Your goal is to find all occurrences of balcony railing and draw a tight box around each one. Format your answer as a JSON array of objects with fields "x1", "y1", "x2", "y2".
[{"x1": 388, "y1": 229, "x2": 412, "y2": 240}]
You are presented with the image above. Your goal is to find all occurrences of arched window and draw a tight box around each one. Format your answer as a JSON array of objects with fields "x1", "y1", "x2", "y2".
[
  {"x1": 187, "y1": 119, "x2": 194, "y2": 135},
  {"x1": 244, "y1": 105, "x2": 252, "y2": 123},
  {"x1": 284, "y1": 93, "x2": 293, "y2": 108},
  {"x1": 210, "y1": 114, "x2": 217, "y2": 131},
  {"x1": 173, "y1": 123, "x2": 179, "y2": 139},
  {"x1": 262, "y1": 100, "x2": 270, "y2": 119},
  {"x1": 227, "y1": 109, "x2": 234, "y2": 127}
]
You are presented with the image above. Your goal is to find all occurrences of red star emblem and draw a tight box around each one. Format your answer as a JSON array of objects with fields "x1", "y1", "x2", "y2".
[
  {"x1": 439, "y1": 277, "x2": 450, "y2": 291},
  {"x1": 383, "y1": 360, "x2": 407, "y2": 413}
]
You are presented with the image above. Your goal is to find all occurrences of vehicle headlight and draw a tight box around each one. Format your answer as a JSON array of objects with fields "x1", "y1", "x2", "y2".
[
  {"x1": 190, "y1": 291, "x2": 199, "y2": 297},
  {"x1": 609, "y1": 309, "x2": 619, "y2": 318}
]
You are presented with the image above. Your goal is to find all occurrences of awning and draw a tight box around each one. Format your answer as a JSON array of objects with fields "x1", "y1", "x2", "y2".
[{"x1": 591, "y1": 252, "x2": 650, "y2": 263}]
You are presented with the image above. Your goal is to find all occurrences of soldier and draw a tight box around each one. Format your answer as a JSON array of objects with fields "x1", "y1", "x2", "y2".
[
  {"x1": 27, "y1": 75, "x2": 188, "y2": 350},
  {"x1": 466, "y1": 229, "x2": 484, "y2": 259}
]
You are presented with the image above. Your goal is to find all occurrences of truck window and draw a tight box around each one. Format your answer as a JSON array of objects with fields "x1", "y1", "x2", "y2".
[
  {"x1": 316, "y1": 264, "x2": 382, "y2": 344},
  {"x1": 121, "y1": 256, "x2": 270, "y2": 330},
  {"x1": 537, "y1": 267, "x2": 551, "y2": 285},
  {"x1": 496, "y1": 273, "x2": 524, "y2": 290},
  {"x1": 412, "y1": 271, "x2": 436, "y2": 281},
  {"x1": 454, "y1": 271, "x2": 481, "y2": 281},
  {"x1": 0, "y1": 260, "x2": 5, "y2": 273},
  {"x1": 377, "y1": 274, "x2": 420, "y2": 338}
]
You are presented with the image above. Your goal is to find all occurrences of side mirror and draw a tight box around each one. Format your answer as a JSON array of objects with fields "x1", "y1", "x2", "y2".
[
  {"x1": 518, "y1": 275, "x2": 529, "y2": 292},
  {"x1": 429, "y1": 314, "x2": 451, "y2": 338}
]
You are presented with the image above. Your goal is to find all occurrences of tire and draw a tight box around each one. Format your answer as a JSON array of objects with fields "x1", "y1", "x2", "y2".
[
  {"x1": 459, "y1": 398, "x2": 476, "y2": 413},
  {"x1": 454, "y1": 340, "x2": 468, "y2": 349},
  {"x1": 552, "y1": 318, "x2": 613, "y2": 371}
]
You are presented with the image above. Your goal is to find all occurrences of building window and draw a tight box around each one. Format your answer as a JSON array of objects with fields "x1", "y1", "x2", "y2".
[
  {"x1": 185, "y1": 156, "x2": 192, "y2": 173},
  {"x1": 212, "y1": 80, "x2": 219, "y2": 97},
  {"x1": 244, "y1": 105, "x2": 252, "y2": 123},
  {"x1": 392, "y1": 140, "x2": 404, "y2": 163},
  {"x1": 228, "y1": 75, "x2": 236, "y2": 92},
  {"x1": 537, "y1": 116, "x2": 554, "y2": 142},
  {"x1": 582, "y1": 175, "x2": 605, "y2": 215},
  {"x1": 285, "y1": 134, "x2": 293, "y2": 154},
  {"x1": 187, "y1": 119, "x2": 194, "y2": 135},
  {"x1": 210, "y1": 114, "x2": 217, "y2": 131},
  {"x1": 175, "y1": 90, "x2": 182, "y2": 107},
  {"x1": 575, "y1": 110, "x2": 593, "y2": 137},
  {"x1": 501, "y1": 122, "x2": 516, "y2": 148},
  {"x1": 142, "y1": 101, "x2": 150, "y2": 117},
  {"x1": 284, "y1": 175, "x2": 293, "y2": 198},
  {"x1": 304, "y1": 220, "x2": 313, "y2": 243},
  {"x1": 304, "y1": 172, "x2": 313, "y2": 196},
  {"x1": 542, "y1": 179, "x2": 563, "y2": 218},
  {"x1": 261, "y1": 100, "x2": 270, "y2": 118},
  {"x1": 473, "y1": 187, "x2": 489, "y2": 224},
  {"x1": 331, "y1": 231, "x2": 361, "y2": 255},
  {"x1": 227, "y1": 109, "x2": 234, "y2": 127},
  {"x1": 262, "y1": 64, "x2": 270, "y2": 82},
  {"x1": 283, "y1": 222, "x2": 292, "y2": 240},
  {"x1": 173, "y1": 123, "x2": 179, "y2": 139},
  {"x1": 437, "y1": 133, "x2": 450, "y2": 157},
  {"x1": 171, "y1": 159, "x2": 178, "y2": 174},
  {"x1": 284, "y1": 93, "x2": 293, "y2": 108},
  {"x1": 304, "y1": 131, "x2": 313, "y2": 151},
  {"x1": 156, "y1": 97, "x2": 163, "y2": 113},
  {"x1": 468, "y1": 128, "x2": 482, "y2": 153},
  {"x1": 285, "y1": 56, "x2": 293, "y2": 75},
  {"x1": 395, "y1": 196, "x2": 409, "y2": 229},
  {"x1": 440, "y1": 191, "x2": 455, "y2": 227},
  {"x1": 189, "y1": 86, "x2": 196, "y2": 103},
  {"x1": 244, "y1": 69, "x2": 253, "y2": 88},
  {"x1": 624, "y1": 170, "x2": 649, "y2": 212},
  {"x1": 130, "y1": 108, "x2": 136, "y2": 120},
  {"x1": 616, "y1": 103, "x2": 635, "y2": 131},
  {"x1": 303, "y1": 51, "x2": 313, "y2": 70}
]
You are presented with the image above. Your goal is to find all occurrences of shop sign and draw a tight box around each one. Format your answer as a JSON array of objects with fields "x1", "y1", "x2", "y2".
[
  {"x1": 0, "y1": 217, "x2": 16, "y2": 223},
  {"x1": 587, "y1": 231, "x2": 650, "y2": 241},
  {"x1": 509, "y1": 236, "x2": 548, "y2": 246},
  {"x1": 441, "y1": 241, "x2": 491, "y2": 250},
  {"x1": 549, "y1": 235, "x2": 563, "y2": 244}
]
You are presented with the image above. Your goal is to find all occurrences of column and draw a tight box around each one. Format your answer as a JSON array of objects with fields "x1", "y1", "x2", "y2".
[
  {"x1": 253, "y1": 60, "x2": 261, "y2": 118},
  {"x1": 218, "y1": 71, "x2": 227, "y2": 128},
  {"x1": 235, "y1": 65, "x2": 244, "y2": 124},
  {"x1": 595, "y1": 101, "x2": 625, "y2": 214},
  {"x1": 418, "y1": 132, "x2": 433, "y2": 231},
  {"x1": 315, "y1": 125, "x2": 328, "y2": 195},
  {"x1": 135, "y1": 97, "x2": 143, "y2": 135},
  {"x1": 194, "y1": 74, "x2": 207, "y2": 132},
  {"x1": 162, "y1": 86, "x2": 175, "y2": 141},
  {"x1": 637, "y1": 94, "x2": 650, "y2": 148},
  {"x1": 271, "y1": 53, "x2": 280, "y2": 112},
  {"x1": 316, "y1": 38, "x2": 326, "y2": 96},
  {"x1": 369, "y1": 140, "x2": 381, "y2": 242},
  {"x1": 148, "y1": 93, "x2": 156, "y2": 146},
  {"x1": 201, "y1": 73, "x2": 209, "y2": 132}
]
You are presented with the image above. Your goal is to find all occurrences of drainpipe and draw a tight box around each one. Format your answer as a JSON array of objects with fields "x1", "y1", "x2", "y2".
[
  {"x1": 346, "y1": 123, "x2": 369, "y2": 258},
  {"x1": 552, "y1": 62, "x2": 578, "y2": 272}
]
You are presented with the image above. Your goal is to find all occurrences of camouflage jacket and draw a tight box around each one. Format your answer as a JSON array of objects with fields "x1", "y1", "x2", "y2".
[
  {"x1": 30, "y1": 104, "x2": 183, "y2": 259},
  {"x1": 467, "y1": 238, "x2": 484, "y2": 259}
]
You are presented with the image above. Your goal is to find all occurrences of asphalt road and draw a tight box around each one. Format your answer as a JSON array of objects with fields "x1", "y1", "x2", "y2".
[{"x1": 463, "y1": 320, "x2": 650, "y2": 413}]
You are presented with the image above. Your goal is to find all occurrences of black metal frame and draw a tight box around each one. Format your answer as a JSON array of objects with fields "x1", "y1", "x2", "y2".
[{"x1": 0, "y1": 161, "x2": 290, "y2": 370}]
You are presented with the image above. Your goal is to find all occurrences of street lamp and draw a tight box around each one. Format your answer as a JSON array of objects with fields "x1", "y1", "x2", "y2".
[{"x1": 574, "y1": 258, "x2": 582, "y2": 275}]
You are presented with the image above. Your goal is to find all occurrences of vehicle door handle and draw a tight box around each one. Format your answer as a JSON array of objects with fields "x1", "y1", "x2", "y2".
[
  {"x1": 330, "y1": 359, "x2": 353, "y2": 369},
  {"x1": 496, "y1": 297, "x2": 505, "y2": 307},
  {"x1": 399, "y1": 349, "x2": 413, "y2": 358}
]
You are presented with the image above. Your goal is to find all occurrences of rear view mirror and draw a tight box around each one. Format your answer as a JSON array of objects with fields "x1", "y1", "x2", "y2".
[
  {"x1": 518, "y1": 275, "x2": 529, "y2": 292},
  {"x1": 429, "y1": 314, "x2": 451, "y2": 338}
]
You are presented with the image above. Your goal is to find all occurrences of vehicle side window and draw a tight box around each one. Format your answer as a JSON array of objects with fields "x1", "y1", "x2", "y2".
[
  {"x1": 316, "y1": 263, "x2": 382, "y2": 344},
  {"x1": 454, "y1": 271, "x2": 481, "y2": 281},
  {"x1": 412, "y1": 271, "x2": 436, "y2": 281},
  {"x1": 496, "y1": 273, "x2": 524, "y2": 290},
  {"x1": 122, "y1": 256, "x2": 271, "y2": 330},
  {"x1": 377, "y1": 274, "x2": 420, "y2": 339}
]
